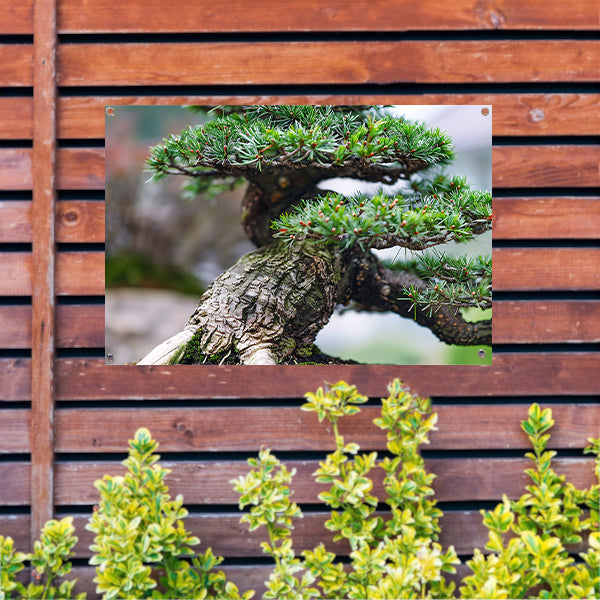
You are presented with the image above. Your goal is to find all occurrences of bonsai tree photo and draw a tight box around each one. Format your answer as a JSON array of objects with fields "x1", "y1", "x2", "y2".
[{"x1": 132, "y1": 105, "x2": 492, "y2": 365}]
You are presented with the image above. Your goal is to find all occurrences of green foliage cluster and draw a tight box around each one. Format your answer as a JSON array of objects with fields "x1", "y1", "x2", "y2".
[
  {"x1": 146, "y1": 106, "x2": 454, "y2": 179},
  {"x1": 1, "y1": 384, "x2": 596, "y2": 599},
  {"x1": 233, "y1": 381, "x2": 599, "y2": 599}
]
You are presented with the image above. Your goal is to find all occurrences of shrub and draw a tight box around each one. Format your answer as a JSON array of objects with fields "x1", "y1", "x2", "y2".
[
  {"x1": 232, "y1": 380, "x2": 599, "y2": 599},
  {"x1": 0, "y1": 381, "x2": 597, "y2": 599}
]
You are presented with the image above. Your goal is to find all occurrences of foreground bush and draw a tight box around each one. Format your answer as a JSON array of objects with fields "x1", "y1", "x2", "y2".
[{"x1": 0, "y1": 380, "x2": 597, "y2": 599}]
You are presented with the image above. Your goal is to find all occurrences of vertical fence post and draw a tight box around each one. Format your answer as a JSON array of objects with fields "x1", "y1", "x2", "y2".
[{"x1": 31, "y1": 0, "x2": 57, "y2": 546}]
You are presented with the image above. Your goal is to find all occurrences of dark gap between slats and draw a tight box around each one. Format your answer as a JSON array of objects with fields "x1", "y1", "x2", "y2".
[
  {"x1": 493, "y1": 343, "x2": 600, "y2": 353},
  {"x1": 58, "y1": 190, "x2": 105, "y2": 201}
]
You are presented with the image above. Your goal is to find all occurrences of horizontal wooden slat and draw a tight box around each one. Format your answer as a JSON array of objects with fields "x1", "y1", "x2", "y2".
[
  {"x1": 56, "y1": 200, "x2": 105, "y2": 242},
  {"x1": 0, "y1": 304, "x2": 105, "y2": 348},
  {"x1": 57, "y1": 41, "x2": 599, "y2": 86},
  {"x1": 494, "y1": 301, "x2": 600, "y2": 343},
  {"x1": 0, "y1": 99, "x2": 33, "y2": 139},
  {"x1": 57, "y1": 94, "x2": 600, "y2": 138},
  {"x1": 493, "y1": 145, "x2": 600, "y2": 188},
  {"x1": 492, "y1": 248, "x2": 600, "y2": 291},
  {"x1": 5, "y1": 0, "x2": 598, "y2": 34},
  {"x1": 1, "y1": 248, "x2": 595, "y2": 297},
  {"x1": 54, "y1": 0, "x2": 599, "y2": 32},
  {"x1": 5, "y1": 146, "x2": 597, "y2": 191},
  {"x1": 0, "y1": 410, "x2": 30, "y2": 453},
  {"x1": 48, "y1": 354, "x2": 600, "y2": 400},
  {"x1": 0, "y1": 462, "x2": 30, "y2": 505},
  {"x1": 53, "y1": 404, "x2": 599, "y2": 453},
  {"x1": 493, "y1": 197, "x2": 600, "y2": 239},
  {"x1": 50, "y1": 457, "x2": 595, "y2": 506},
  {"x1": 0, "y1": 149, "x2": 32, "y2": 190},
  {"x1": 0, "y1": 200, "x2": 104, "y2": 242},
  {"x1": 0, "y1": 45, "x2": 33, "y2": 86},
  {"x1": 0, "y1": 252, "x2": 104, "y2": 295}
]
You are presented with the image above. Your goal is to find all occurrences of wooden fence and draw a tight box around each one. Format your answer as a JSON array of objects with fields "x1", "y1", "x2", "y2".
[{"x1": 0, "y1": 1, "x2": 598, "y2": 596}]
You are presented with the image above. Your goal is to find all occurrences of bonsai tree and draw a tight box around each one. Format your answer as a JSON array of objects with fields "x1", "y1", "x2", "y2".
[{"x1": 136, "y1": 106, "x2": 491, "y2": 365}]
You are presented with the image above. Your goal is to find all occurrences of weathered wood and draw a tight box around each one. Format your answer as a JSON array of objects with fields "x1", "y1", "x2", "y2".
[
  {"x1": 56, "y1": 252, "x2": 105, "y2": 295},
  {"x1": 5, "y1": 0, "x2": 598, "y2": 34},
  {"x1": 54, "y1": 0, "x2": 599, "y2": 32},
  {"x1": 51, "y1": 354, "x2": 600, "y2": 400},
  {"x1": 494, "y1": 300, "x2": 600, "y2": 343},
  {"x1": 493, "y1": 248, "x2": 600, "y2": 291},
  {"x1": 0, "y1": 98, "x2": 33, "y2": 139},
  {"x1": 56, "y1": 200, "x2": 105, "y2": 242},
  {"x1": 493, "y1": 145, "x2": 600, "y2": 188},
  {"x1": 0, "y1": 253, "x2": 32, "y2": 295},
  {"x1": 51, "y1": 457, "x2": 596, "y2": 506},
  {"x1": 0, "y1": 201, "x2": 105, "y2": 243},
  {"x1": 53, "y1": 93, "x2": 600, "y2": 138},
  {"x1": 493, "y1": 197, "x2": 600, "y2": 239},
  {"x1": 0, "y1": 359, "x2": 31, "y2": 401},
  {"x1": 0, "y1": 149, "x2": 32, "y2": 190},
  {"x1": 0, "y1": 462, "x2": 30, "y2": 505},
  {"x1": 57, "y1": 41, "x2": 599, "y2": 86},
  {"x1": 31, "y1": 0, "x2": 58, "y2": 546},
  {"x1": 0, "y1": 410, "x2": 30, "y2": 453},
  {"x1": 56, "y1": 148, "x2": 105, "y2": 190},
  {"x1": 53, "y1": 404, "x2": 599, "y2": 453},
  {"x1": 0, "y1": 45, "x2": 33, "y2": 86}
]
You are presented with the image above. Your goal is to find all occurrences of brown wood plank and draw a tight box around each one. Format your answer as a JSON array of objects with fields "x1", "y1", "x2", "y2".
[
  {"x1": 53, "y1": 457, "x2": 596, "y2": 506},
  {"x1": 56, "y1": 148, "x2": 105, "y2": 190},
  {"x1": 58, "y1": 94, "x2": 600, "y2": 138},
  {"x1": 56, "y1": 252, "x2": 105, "y2": 295},
  {"x1": 0, "y1": 200, "x2": 105, "y2": 243},
  {"x1": 0, "y1": 201, "x2": 32, "y2": 242},
  {"x1": 6, "y1": 145, "x2": 598, "y2": 191},
  {"x1": 493, "y1": 248, "x2": 600, "y2": 291},
  {"x1": 0, "y1": 463, "x2": 30, "y2": 505},
  {"x1": 0, "y1": 253, "x2": 32, "y2": 295},
  {"x1": 494, "y1": 300, "x2": 600, "y2": 343},
  {"x1": 55, "y1": 0, "x2": 598, "y2": 33},
  {"x1": 0, "y1": 304, "x2": 104, "y2": 349},
  {"x1": 50, "y1": 353, "x2": 600, "y2": 401},
  {"x1": 0, "y1": 359, "x2": 31, "y2": 401},
  {"x1": 57, "y1": 41, "x2": 599, "y2": 87},
  {"x1": 31, "y1": 0, "x2": 58, "y2": 545},
  {"x1": 0, "y1": 0, "x2": 33, "y2": 34},
  {"x1": 56, "y1": 200, "x2": 105, "y2": 242},
  {"x1": 493, "y1": 197, "x2": 600, "y2": 239},
  {"x1": 493, "y1": 145, "x2": 600, "y2": 188},
  {"x1": 54, "y1": 404, "x2": 599, "y2": 453},
  {"x1": 0, "y1": 149, "x2": 32, "y2": 190},
  {"x1": 0, "y1": 98, "x2": 33, "y2": 139},
  {"x1": 0, "y1": 410, "x2": 30, "y2": 453},
  {"x1": 0, "y1": 45, "x2": 33, "y2": 86}
]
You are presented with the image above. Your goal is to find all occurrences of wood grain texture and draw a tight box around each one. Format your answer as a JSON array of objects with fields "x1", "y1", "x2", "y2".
[
  {"x1": 494, "y1": 301, "x2": 600, "y2": 343},
  {"x1": 6, "y1": 0, "x2": 598, "y2": 33},
  {"x1": 493, "y1": 197, "x2": 600, "y2": 239},
  {"x1": 0, "y1": 201, "x2": 32, "y2": 242},
  {"x1": 0, "y1": 253, "x2": 32, "y2": 295},
  {"x1": 53, "y1": 404, "x2": 599, "y2": 453},
  {"x1": 56, "y1": 148, "x2": 105, "y2": 190},
  {"x1": 0, "y1": 98, "x2": 33, "y2": 139},
  {"x1": 0, "y1": 410, "x2": 30, "y2": 453},
  {"x1": 0, "y1": 149, "x2": 32, "y2": 190},
  {"x1": 50, "y1": 457, "x2": 596, "y2": 506},
  {"x1": 493, "y1": 145, "x2": 600, "y2": 188},
  {"x1": 492, "y1": 248, "x2": 600, "y2": 291},
  {"x1": 57, "y1": 41, "x2": 599, "y2": 86},
  {"x1": 56, "y1": 200, "x2": 105, "y2": 242},
  {"x1": 50, "y1": 354, "x2": 600, "y2": 400},
  {"x1": 5, "y1": 354, "x2": 600, "y2": 402},
  {"x1": 54, "y1": 0, "x2": 598, "y2": 32},
  {"x1": 0, "y1": 462, "x2": 30, "y2": 505},
  {"x1": 0, "y1": 45, "x2": 33, "y2": 86}
]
